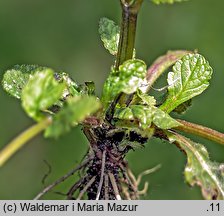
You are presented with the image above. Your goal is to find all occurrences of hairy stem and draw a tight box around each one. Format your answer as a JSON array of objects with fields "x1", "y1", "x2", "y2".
[
  {"x1": 176, "y1": 119, "x2": 224, "y2": 145},
  {"x1": 0, "y1": 117, "x2": 52, "y2": 167},
  {"x1": 115, "y1": 0, "x2": 143, "y2": 70}
]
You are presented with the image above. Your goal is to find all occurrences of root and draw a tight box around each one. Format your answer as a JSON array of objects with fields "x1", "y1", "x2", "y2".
[
  {"x1": 96, "y1": 150, "x2": 106, "y2": 200},
  {"x1": 138, "y1": 182, "x2": 149, "y2": 196},
  {"x1": 136, "y1": 164, "x2": 161, "y2": 186},
  {"x1": 77, "y1": 176, "x2": 96, "y2": 200},
  {"x1": 67, "y1": 175, "x2": 87, "y2": 200},
  {"x1": 120, "y1": 163, "x2": 139, "y2": 199},
  {"x1": 108, "y1": 172, "x2": 122, "y2": 200},
  {"x1": 121, "y1": 185, "x2": 131, "y2": 200},
  {"x1": 41, "y1": 160, "x2": 52, "y2": 185},
  {"x1": 104, "y1": 174, "x2": 109, "y2": 200},
  {"x1": 35, "y1": 124, "x2": 161, "y2": 200},
  {"x1": 34, "y1": 156, "x2": 93, "y2": 200}
]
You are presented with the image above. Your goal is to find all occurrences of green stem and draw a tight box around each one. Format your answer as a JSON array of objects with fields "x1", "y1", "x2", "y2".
[
  {"x1": 175, "y1": 119, "x2": 224, "y2": 145},
  {"x1": 0, "y1": 117, "x2": 52, "y2": 167},
  {"x1": 106, "y1": 0, "x2": 143, "y2": 122},
  {"x1": 115, "y1": 0, "x2": 143, "y2": 70}
]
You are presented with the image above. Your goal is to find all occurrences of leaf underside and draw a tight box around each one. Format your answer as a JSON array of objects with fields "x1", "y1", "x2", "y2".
[
  {"x1": 2, "y1": 65, "x2": 46, "y2": 99},
  {"x1": 168, "y1": 132, "x2": 224, "y2": 200}
]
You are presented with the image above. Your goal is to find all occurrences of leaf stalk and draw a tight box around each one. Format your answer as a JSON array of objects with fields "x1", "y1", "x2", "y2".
[
  {"x1": 176, "y1": 119, "x2": 224, "y2": 145},
  {"x1": 0, "y1": 117, "x2": 52, "y2": 167}
]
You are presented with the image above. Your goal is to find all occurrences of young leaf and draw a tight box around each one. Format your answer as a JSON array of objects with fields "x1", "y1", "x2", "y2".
[
  {"x1": 102, "y1": 59, "x2": 147, "y2": 108},
  {"x1": 160, "y1": 54, "x2": 213, "y2": 113},
  {"x1": 45, "y1": 96, "x2": 101, "y2": 138},
  {"x1": 2, "y1": 65, "x2": 45, "y2": 99},
  {"x1": 114, "y1": 104, "x2": 180, "y2": 130},
  {"x1": 167, "y1": 131, "x2": 224, "y2": 200},
  {"x1": 146, "y1": 50, "x2": 192, "y2": 89},
  {"x1": 136, "y1": 90, "x2": 156, "y2": 106},
  {"x1": 22, "y1": 69, "x2": 65, "y2": 121},
  {"x1": 151, "y1": 0, "x2": 188, "y2": 4},
  {"x1": 99, "y1": 17, "x2": 120, "y2": 55}
]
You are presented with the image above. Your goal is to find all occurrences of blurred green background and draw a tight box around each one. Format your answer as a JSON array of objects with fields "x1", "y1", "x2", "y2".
[{"x1": 0, "y1": 0, "x2": 224, "y2": 199}]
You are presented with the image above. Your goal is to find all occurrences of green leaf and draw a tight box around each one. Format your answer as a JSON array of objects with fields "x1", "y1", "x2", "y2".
[
  {"x1": 102, "y1": 59, "x2": 148, "y2": 108},
  {"x1": 2, "y1": 65, "x2": 81, "y2": 102},
  {"x1": 22, "y1": 69, "x2": 65, "y2": 121},
  {"x1": 146, "y1": 50, "x2": 192, "y2": 89},
  {"x1": 99, "y1": 17, "x2": 120, "y2": 55},
  {"x1": 118, "y1": 139, "x2": 144, "y2": 152},
  {"x1": 160, "y1": 54, "x2": 213, "y2": 113},
  {"x1": 167, "y1": 132, "x2": 224, "y2": 200},
  {"x1": 45, "y1": 96, "x2": 101, "y2": 138},
  {"x1": 114, "y1": 104, "x2": 180, "y2": 130},
  {"x1": 2, "y1": 65, "x2": 45, "y2": 99},
  {"x1": 136, "y1": 90, "x2": 156, "y2": 106},
  {"x1": 151, "y1": 0, "x2": 188, "y2": 4},
  {"x1": 152, "y1": 107, "x2": 180, "y2": 129},
  {"x1": 173, "y1": 99, "x2": 192, "y2": 114},
  {"x1": 79, "y1": 81, "x2": 96, "y2": 96},
  {"x1": 54, "y1": 71, "x2": 80, "y2": 98}
]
